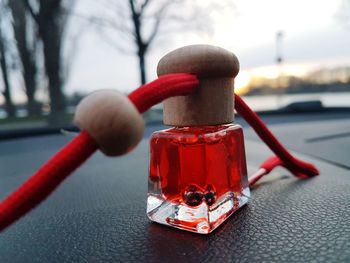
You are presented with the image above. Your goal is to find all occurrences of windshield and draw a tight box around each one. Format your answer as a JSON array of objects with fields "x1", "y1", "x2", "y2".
[{"x1": 0, "y1": 0, "x2": 349, "y2": 133}]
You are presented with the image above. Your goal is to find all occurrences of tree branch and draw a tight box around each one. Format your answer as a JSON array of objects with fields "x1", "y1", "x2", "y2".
[
  {"x1": 97, "y1": 30, "x2": 135, "y2": 54},
  {"x1": 129, "y1": 0, "x2": 137, "y2": 17},
  {"x1": 146, "y1": 14, "x2": 162, "y2": 46},
  {"x1": 23, "y1": 0, "x2": 39, "y2": 23},
  {"x1": 140, "y1": 0, "x2": 152, "y2": 11},
  {"x1": 66, "y1": 11, "x2": 132, "y2": 34},
  {"x1": 63, "y1": 24, "x2": 88, "y2": 84},
  {"x1": 145, "y1": 1, "x2": 173, "y2": 46},
  {"x1": 129, "y1": 0, "x2": 145, "y2": 51},
  {"x1": 100, "y1": 0, "x2": 128, "y2": 21}
]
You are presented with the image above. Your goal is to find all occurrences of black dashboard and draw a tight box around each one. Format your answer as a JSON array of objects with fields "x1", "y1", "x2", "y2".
[{"x1": 0, "y1": 112, "x2": 349, "y2": 262}]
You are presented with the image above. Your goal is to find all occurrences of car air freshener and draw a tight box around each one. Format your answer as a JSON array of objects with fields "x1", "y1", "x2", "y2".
[
  {"x1": 147, "y1": 45, "x2": 250, "y2": 234},
  {"x1": 0, "y1": 45, "x2": 319, "y2": 233}
]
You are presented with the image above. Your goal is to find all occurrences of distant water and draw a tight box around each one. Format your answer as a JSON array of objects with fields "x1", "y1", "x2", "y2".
[
  {"x1": 242, "y1": 92, "x2": 350, "y2": 111},
  {"x1": 0, "y1": 93, "x2": 349, "y2": 120},
  {"x1": 0, "y1": 106, "x2": 75, "y2": 119},
  {"x1": 0, "y1": 109, "x2": 27, "y2": 119}
]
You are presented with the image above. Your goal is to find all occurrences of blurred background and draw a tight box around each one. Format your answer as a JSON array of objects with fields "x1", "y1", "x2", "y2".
[{"x1": 0, "y1": 0, "x2": 349, "y2": 131}]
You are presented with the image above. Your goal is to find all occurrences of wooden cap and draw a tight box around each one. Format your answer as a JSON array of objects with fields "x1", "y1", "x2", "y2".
[{"x1": 157, "y1": 44, "x2": 239, "y2": 126}]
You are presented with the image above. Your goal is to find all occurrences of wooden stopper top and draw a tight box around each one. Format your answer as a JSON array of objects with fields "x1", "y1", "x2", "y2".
[{"x1": 157, "y1": 44, "x2": 239, "y2": 126}]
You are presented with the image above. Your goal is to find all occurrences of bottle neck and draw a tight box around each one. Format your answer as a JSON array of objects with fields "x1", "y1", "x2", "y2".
[
  {"x1": 171, "y1": 123, "x2": 236, "y2": 132},
  {"x1": 163, "y1": 78, "x2": 235, "y2": 126}
]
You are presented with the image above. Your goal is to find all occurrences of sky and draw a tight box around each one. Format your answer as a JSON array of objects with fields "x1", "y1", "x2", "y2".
[{"x1": 5, "y1": 0, "x2": 350, "y2": 102}]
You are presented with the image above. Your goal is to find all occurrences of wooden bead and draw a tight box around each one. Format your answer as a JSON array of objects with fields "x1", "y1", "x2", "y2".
[
  {"x1": 74, "y1": 90, "x2": 144, "y2": 156},
  {"x1": 157, "y1": 44, "x2": 239, "y2": 126}
]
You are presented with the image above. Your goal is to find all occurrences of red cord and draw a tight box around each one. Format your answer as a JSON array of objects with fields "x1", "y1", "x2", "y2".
[
  {"x1": 0, "y1": 73, "x2": 318, "y2": 232},
  {"x1": 0, "y1": 131, "x2": 98, "y2": 231},
  {"x1": 0, "y1": 73, "x2": 198, "y2": 232},
  {"x1": 248, "y1": 157, "x2": 283, "y2": 187},
  {"x1": 128, "y1": 73, "x2": 199, "y2": 112},
  {"x1": 235, "y1": 95, "x2": 319, "y2": 180}
]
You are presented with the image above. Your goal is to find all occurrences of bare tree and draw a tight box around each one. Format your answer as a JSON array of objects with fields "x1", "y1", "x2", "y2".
[
  {"x1": 84, "y1": 0, "x2": 234, "y2": 85},
  {"x1": 24, "y1": 0, "x2": 75, "y2": 121},
  {"x1": 8, "y1": 1, "x2": 41, "y2": 115},
  {"x1": 0, "y1": 3, "x2": 15, "y2": 117}
]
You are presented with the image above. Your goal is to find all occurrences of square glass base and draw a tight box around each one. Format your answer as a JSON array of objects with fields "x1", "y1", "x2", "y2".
[{"x1": 147, "y1": 187, "x2": 250, "y2": 234}]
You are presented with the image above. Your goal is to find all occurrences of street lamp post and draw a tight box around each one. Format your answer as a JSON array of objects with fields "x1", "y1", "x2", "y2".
[{"x1": 276, "y1": 30, "x2": 284, "y2": 106}]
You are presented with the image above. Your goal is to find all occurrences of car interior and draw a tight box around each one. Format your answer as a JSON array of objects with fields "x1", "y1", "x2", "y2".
[{"x1": 0, "y1": 0, "x2": 349, "y2": 262}]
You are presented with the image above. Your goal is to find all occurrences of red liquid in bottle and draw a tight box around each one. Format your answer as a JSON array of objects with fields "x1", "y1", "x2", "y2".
[{"x1": 147, "y1": 124, "x2": 250, "y2": 234}]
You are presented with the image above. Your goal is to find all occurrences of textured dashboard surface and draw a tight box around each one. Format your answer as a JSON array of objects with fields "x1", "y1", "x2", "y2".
[
  {"x1": 242, "y1": 113, "x2": 350, "y2": 169},
  {"x1": 0, "y1": 117, "x2": 349, "y2": 263}
]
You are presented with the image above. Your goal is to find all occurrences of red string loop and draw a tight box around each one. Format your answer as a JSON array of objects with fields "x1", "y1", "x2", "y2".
[
  {"x1": 0, "y1": 73, "x2": 198, "y2": 232},
  {"x1": 0, "y1": 73, "x2": 318, "y2": 232},
  {"x1": 235, "y1": 95, "x2": 319, "y2": 179},
  {"x1": 128, "y1": 73, "x2": 199, "y2": 113}
]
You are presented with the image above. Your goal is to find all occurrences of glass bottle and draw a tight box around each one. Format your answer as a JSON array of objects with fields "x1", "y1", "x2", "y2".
[
  {"x1": 147, "y1": 44, "x2": 250, "y2": 234},
  {"x1": 147, "y1": 124, "x2": 250, "y2": 234}
]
